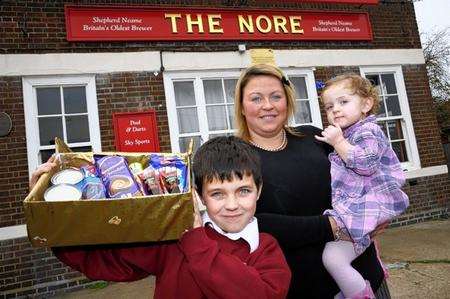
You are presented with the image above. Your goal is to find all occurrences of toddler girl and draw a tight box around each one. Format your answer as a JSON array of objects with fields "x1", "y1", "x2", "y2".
[{"x1": 315, "y1": 74, "x2": 409, "y2": 299}]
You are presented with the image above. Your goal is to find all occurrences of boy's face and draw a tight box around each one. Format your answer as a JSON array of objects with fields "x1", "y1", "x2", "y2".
[{"x1": 200, "y1": 173, "x2": 261, "y2": 233}]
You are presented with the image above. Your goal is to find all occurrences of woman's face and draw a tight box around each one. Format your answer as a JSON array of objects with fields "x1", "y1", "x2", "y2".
[{"x1": 242, "y1": 75, "x2": 288, "y2": 139}]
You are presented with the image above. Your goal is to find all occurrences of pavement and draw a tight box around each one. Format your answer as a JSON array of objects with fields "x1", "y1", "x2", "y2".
[{"x1": 55, "y1": 218, "x2": 450, "y2": 299}]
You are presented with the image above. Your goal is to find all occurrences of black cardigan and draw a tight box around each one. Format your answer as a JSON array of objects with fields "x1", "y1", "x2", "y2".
[{"x1": 255, "y1": 125, "x2": 384, "y2": 298}]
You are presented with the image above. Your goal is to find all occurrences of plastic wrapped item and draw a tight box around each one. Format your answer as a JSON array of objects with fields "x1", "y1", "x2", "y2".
[{"x1": 149, "y1": 154, "x2": 188, "y2": 194}]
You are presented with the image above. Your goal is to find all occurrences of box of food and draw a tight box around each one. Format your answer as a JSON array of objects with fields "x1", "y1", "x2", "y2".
[{"x1": 24, "y1": 138, "x2": 194, "y2": 247}]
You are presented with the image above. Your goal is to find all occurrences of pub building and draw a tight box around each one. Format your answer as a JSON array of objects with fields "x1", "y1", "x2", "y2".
[{"x1": 0, "y1": 0, "x2": 448, "y2": 297}]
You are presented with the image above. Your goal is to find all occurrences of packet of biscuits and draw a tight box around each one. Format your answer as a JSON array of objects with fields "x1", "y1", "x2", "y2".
[{"x1": 94, "y1": 155, "x2": 143, "y2": 199}]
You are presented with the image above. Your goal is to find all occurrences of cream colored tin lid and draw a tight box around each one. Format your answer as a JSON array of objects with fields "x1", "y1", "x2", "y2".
[
  {"x1": 51, "y1": 168, "x2": 84, "y2": 185},
  {"x1": 44, "y1": 184, "x2": 82, "y2": 202}
]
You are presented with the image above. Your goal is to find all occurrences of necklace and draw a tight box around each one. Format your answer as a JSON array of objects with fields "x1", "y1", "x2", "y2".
[{"x1": 249, "y1": 129, "x2": 287, "y2": 152}]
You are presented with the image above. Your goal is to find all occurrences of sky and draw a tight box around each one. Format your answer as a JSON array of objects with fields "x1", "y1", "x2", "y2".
[{"x1": 413, "y1": 0, "x2": 450, "y2": 43}]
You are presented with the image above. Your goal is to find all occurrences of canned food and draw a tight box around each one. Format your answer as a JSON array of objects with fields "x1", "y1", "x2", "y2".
[
  {"x1": 44, "y1": 184, "x2": 82, "y2": 202},
  {"x1": 51, "y1": 168, "x2": 84, "y2": 190}
]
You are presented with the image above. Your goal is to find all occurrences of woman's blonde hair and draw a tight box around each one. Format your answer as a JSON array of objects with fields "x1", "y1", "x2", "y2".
[
  {"x1": 322, "y1": 73, "x2": 380, "y2": 115},
  {"x1": 234, "y1": 64, "x2": 297, "y2": 142}
]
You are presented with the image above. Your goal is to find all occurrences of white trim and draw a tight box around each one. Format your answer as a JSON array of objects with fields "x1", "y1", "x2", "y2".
[
  {"x1": 0, "y1": 225, "x2": 27, "y2": 241},
  {"x1": 360, "y1": 65, "x2": 421, "y2": 171},
  {"x1": 275, "y1": 49, "x2": 425, "y2": 68},
  {"x1": 1, "y1": 49, "x2": 424, "y2": 76},
  {"x1": 22, "y1": 75, "x2": 102, "y2": 177},
  {"x1": 0, "y1": 52, "x2": 160, "y2": 76},
  {"x1": 405, "y1": 165, "x2": 448, "y2": 179}
]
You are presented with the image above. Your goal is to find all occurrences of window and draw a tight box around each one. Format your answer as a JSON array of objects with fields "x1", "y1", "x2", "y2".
[
  {"x1": 284, "y1": 69, "x2": 322, "y2": 127},
  {"x1": 360, "y1": 66, "x2": 420, "y2": 170},
  {"x1": 164, "y1": 69, "x2": 320, "y2": 152},
  {"x1": 23, "y1": 75, "x2": 101, "y2": 176}
]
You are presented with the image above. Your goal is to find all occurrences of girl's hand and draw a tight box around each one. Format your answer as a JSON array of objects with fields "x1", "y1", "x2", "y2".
[
  {"x1": 315, "y1": 125, "x2": 345, "y2": 147},
  {"x1": 192, "y1": 190, "x2": 203, "y2": 229},
  {"x1": 370, "y1": 221, "x2": 390, "y2": 239},
  {"x1": 29, "y1": 155, "x2": 58, "y2": 191}
]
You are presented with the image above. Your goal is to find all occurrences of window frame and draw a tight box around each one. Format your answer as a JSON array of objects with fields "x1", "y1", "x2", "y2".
[
  {"x1": 360, "y1": 65, "x2": 421, "y2": 171},
  {"x1": 284, "y1": 68, "x2": 323, "y2": 128},
  {"x1": 164, "y1": 68, "x2": 321, "y2": 152},
  {"x1": 22, "y1": 75, "x2": 102, "y2": 177}
]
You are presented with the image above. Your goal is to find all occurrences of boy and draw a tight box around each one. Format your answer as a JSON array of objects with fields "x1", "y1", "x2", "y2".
[{"x1": 51, "y1": 136, "x2": 291, "y2": 299}]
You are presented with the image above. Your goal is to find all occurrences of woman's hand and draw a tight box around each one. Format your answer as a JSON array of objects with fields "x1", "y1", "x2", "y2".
[
  {"x1": 192, "y1": 190, "x2": 203, "y2": 229},
  {"x1": 328, "y1": 216, "x2": 352, "y2": 242},
  {"x1": 370, "y1": 221, "x2": 390, "y2": 239},
  {"x1": 29, "y1": 155, "x2": 58, "y2": 191}
]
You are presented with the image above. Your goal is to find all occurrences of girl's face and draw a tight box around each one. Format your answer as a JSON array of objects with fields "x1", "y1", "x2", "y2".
[
  {"x1": 322, "y1": 82, "x2": 374, "y2": 129},
  {"x1": 241, "y1": 75, "x2": 288, "y2": 139}
]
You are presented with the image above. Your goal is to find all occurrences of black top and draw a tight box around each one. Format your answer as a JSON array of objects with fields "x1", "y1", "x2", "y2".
[{"x1": 255, "y1": 125, "x2": 384, "y2": 299}]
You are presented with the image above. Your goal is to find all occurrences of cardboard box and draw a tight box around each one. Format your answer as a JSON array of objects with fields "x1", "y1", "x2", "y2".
[{"x1": 24, "y1": 138, "x2": 194, "y2": 247}]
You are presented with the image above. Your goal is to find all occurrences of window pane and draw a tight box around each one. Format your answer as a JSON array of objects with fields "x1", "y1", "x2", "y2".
[
  {"x1": 366, "y1": 75, "x2": 382, "y2": 95},
  {"x1": 66, "y1": 115, "x2": 90, "y2": 143},
  {"x1": 294, "y1": 100, "x2": 312, "y2": 123},
  {"x1": 224, "y1": 79, "x2": 237, "y2": 103},
  {"x1": 227, "y1": 105, "x2": 235, "y2": 129},
  {"x1": 36, "y1": 87, "x2": 61, "y2": 115},
  {"x1": 174, "y1": 82, "x2": 196, "y2": 106},
  {"x1": 386, "y1": 95, "x2": 401, "y2": 116},
  {"x1": 378, "y1": 121, "x2": 388, "y2": 137},
  {"x1": 39, "y1": 117, "x2": 63, "y2": 146},
  {"x1": 203, "y1": 80, "x2": 224, "y2": 104},
  {"x1": 64, "y1": 86, "x2": 87, "y2": 114},
  {"x1": 209, "y1": 132, "x2": 233, "y2": 139},
  {"x1": 391, "y1": 141, "x2": 408, "y2": 163},
  {"x1": 206, "y1": 106, "x2": 227, "y2": 130},
  {"x1": 377, "y1": 97, "x2": 387, "y2": 118},
  {"x1": 387, "y1": 120, "x2": 404, "y2": 140},
  {"x1": 291, "y1": 77, "x2": 308, "y2": 99},
  {"x1": 40, "y1": 149, "x2": 55, "y2": 164},
  {"x1": 40, "y1": 146, "x2": 92, "y2": 164},
  {"x1": 381, "y1": 74, "x2": 397, "y2": 94},
  {"x1": 177, "y1": 107, "x2": 199, "y2": 133},
  {"x1": 179, "y1": 136, "x2": 202, "y2": 153}
]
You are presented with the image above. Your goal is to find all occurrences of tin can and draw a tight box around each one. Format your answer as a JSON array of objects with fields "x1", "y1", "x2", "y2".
[
  {"x1": 44, "y1": 184, "x2": 82, "y2": 202},
  {"x1": 51, "y1": 168, "x2": 84, "y2": 190}
]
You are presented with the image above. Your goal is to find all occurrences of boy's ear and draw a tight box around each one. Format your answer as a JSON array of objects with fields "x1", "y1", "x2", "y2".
[
  {"x1": 194, "y1": 187, "x2": 206, "y2": 205},
  {"x1": 256, "y1": 184, "x2": 263, "y2": 201},
  {"x1": 362, "y1": 97, "x2": 374, "y2": 114}
]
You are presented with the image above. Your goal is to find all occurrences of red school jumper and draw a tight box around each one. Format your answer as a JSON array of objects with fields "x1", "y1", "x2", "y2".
[{"x1": 53, "y1": 226, "x2": 291, "y2": 299}]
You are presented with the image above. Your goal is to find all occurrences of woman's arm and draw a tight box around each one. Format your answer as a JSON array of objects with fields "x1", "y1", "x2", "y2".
[
  {"x1": 179, "y1": 228, "x2": 291, "y2": 299},
  {"x1": 256, "y1": 213, "x2": 335, "y2": 249},
  {"x1": 52, "y1": 243, "x2": 168, "y2": 282}
]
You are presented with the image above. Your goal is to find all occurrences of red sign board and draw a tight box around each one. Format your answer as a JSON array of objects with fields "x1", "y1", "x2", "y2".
[
  {"x1": 113, "y1": 111, "x2": 160, "y2": 152},
  {"x1": 266, "y1": 0, "x2": 378, "y2": 4},
  {"x1": 65, "y1": 6, "x2": 373, "y2": 41}
]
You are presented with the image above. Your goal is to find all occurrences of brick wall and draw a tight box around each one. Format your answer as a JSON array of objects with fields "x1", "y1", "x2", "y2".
[
  {"x1": 402, "y1": 64, "x2": 447, "y2": 167},
  {"x1": 0, "y1": 237, "x2": 93, "y2": 298},
  {"x1": 94, "y1": 72, "x2": 171, "y2": 152},
  {"x1": 392, "y1": 174, "x2": 449, "y2": 227},
  {"x1": 0, "y1": 77, "x2": 29, "y2": 227}
]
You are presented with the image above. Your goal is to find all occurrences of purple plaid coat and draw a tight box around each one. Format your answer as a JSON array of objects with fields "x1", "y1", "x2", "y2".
[{"x1": 324, "y1": 115, "x2": 409, "y2": 254}]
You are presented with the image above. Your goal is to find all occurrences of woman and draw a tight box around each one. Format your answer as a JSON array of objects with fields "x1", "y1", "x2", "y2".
[{"x1": 234, "y1": 64, "x2": 390, "y2": 298}]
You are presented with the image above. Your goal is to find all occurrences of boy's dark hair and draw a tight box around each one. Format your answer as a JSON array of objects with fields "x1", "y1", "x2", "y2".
[{"x1": 193, "y1": 136, "x2": 262, "y2": 195}]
